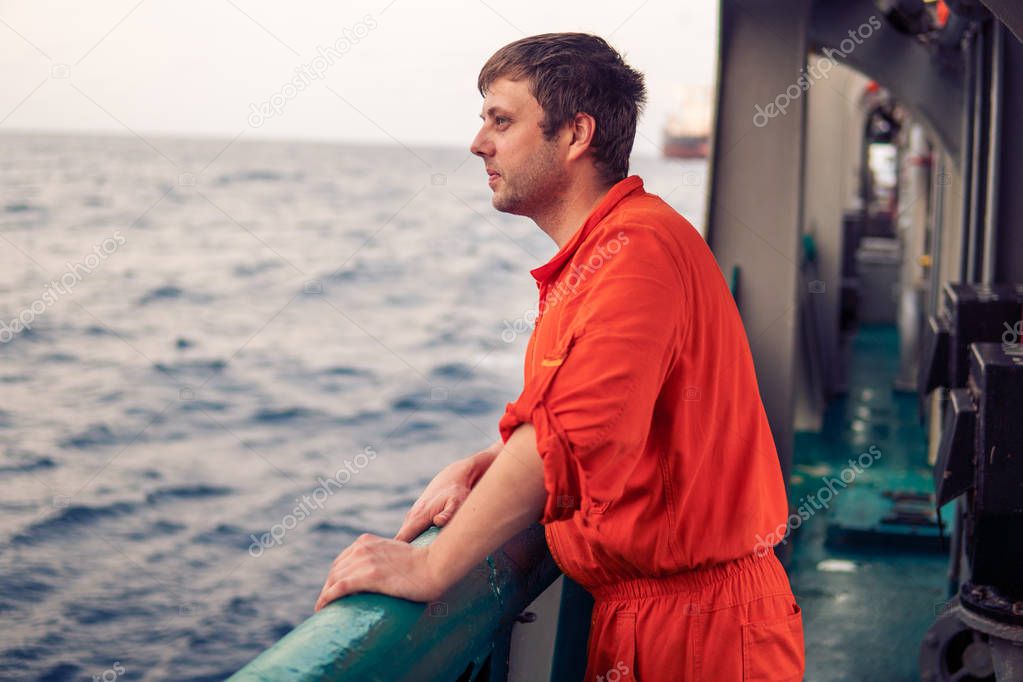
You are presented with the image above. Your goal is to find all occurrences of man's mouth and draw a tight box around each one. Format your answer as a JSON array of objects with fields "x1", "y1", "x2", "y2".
[{"x1": 487, "y1": 169, "x2": 501, "y2": 186}]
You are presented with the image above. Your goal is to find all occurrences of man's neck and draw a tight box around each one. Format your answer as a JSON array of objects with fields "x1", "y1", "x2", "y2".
[{"x1": 533, "y1": 179, "x2": 615, "y2": 250}]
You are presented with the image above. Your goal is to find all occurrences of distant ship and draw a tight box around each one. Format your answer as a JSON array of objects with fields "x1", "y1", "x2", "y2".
[
  {"x1": 662, "y1": 85, "x2": 712, "y2": 159},
  {"x1": 662, "y1": 131, "x2": 710, "y2": 159}
]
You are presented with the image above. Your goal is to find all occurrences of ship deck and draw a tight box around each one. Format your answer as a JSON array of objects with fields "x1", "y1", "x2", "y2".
[{"x1": 788, "y1": 324, "x2": 951, "y2": 681}]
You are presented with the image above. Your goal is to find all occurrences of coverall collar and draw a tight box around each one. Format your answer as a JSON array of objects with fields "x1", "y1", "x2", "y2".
[{"x1": 529, "y1": 175, "x2": 644, "y2": 285}]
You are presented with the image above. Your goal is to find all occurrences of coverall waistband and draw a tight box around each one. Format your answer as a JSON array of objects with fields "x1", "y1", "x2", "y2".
[{"x1": 588, "y1": 550, "x2": 773, "y2": 602}]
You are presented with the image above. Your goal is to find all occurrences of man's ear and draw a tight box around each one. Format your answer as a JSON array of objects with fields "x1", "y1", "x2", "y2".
[{"x1": 566, "y1": 112, "x2": 597, "y2": 162}]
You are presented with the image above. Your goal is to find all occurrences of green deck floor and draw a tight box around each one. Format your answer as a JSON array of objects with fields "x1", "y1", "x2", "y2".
[{"x1": 788, "y1": 325, "x2": 951, "y2": 682}]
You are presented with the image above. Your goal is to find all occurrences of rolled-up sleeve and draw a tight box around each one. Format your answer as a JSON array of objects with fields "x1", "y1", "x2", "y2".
[{"x1": 498, "y1": 225, "x2": 685, "y2": 525}]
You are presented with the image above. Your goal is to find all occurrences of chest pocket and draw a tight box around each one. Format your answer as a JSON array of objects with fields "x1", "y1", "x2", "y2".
[{"x1": 518, "y1": 324, "x2": 586, "y2": 414}]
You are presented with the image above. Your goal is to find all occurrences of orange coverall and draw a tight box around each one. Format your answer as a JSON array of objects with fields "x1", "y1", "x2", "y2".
[{"x1": 498, "y1": 175, "x2": 805, "y2": 681}]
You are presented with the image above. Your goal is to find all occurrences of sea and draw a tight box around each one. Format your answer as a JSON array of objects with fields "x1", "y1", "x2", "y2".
[{"x1": 0, "y1": 131, "x2": 706, "y2": 681}]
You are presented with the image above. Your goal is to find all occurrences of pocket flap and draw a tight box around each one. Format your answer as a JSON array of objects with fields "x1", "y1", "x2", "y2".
[{"x1": 520, "y1": 325, "x2": 586, "y2": 408}]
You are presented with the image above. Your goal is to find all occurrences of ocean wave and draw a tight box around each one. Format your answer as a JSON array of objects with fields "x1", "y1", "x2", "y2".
[
  {"x1": 390, "y1": 389, "x2": 494, "y2": 416},
  {"x1": 310, "y1": 520, "x2": 365, "y2": 535},
  {"x1": 214, "y1": 169, "x2": 298, "y2": 185},
  {"x1": 122, "y1": 519, "x2": 186, "y2": 541},
  {"x1": 37, "y1": 352, "x2": 76, "y2": 364},
  {"x1": 153, "y1": 358, "x2": 227, "y2": 375},
  {"x1": 331, "y1": 409, "x2": 385, "y2": 426},
  {"x1": 250, "y1": 406, "x2": 327, "y2": 424},
  {"x1": 4, "y1": 202, "x2": 41, "y2": 213},
  {"x1": 325, "y1": 260, "x2": 404, "y2": 284},
  {"x1": 0, "y1": 450, "x2": 56, "y2": 474},
  {"x1": 144, "y1": 484, "x2": 232, "y2": 504},
  {"x1": 11, "y1": 501, "x2": 138, "y2": 545},
  {"x1": 137, "y1": 285, "x2": 214, "y2": 306},
  {"x1": 382, "y1": 418, "x2": 439, "y2": 441},
  {"x1": 233, "y1": 260, "x2": 282, "y2": 278},
  {"x1": 0, "y1": 571, "x2": 55, "y2": 610},
  {"x1": 192, "y1": 523, "x2": 250, "y2": 548},
  {"x1": 323, "y1": 365, "x2": 374, "y2": 378},
  {"x1": 178, "y1": 399, "x2": 230, "y2": 413},
  {"x1": 58, "y1": 423, "x2": 119, "y2": 449},
  {"x1": 64, "y1": 599, "x2": 161, "y2": 626},
  {"x1": 375, "y1": 496, "x2": 416, "y2": 512},
  {"x1": 35, "y1": 663, "x2": 82, "y2": 679},
  {"x1": 428, "y1": 361, "x2": 475, "y2": 381}
]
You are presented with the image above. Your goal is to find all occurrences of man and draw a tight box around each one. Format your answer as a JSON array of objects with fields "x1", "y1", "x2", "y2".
[{"x1": 316, "y1": 33, "x2": 805, "y2": 681}]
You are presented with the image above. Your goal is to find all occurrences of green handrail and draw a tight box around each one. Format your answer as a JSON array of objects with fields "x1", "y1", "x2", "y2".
[{"x1": 227, "y1": 523, "x2": 561, "y2": 682}]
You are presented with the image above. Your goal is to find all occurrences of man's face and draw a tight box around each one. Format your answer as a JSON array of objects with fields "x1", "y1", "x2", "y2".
[{"x1": 470, "y1": 77, "x2": 568, "y2": 216}]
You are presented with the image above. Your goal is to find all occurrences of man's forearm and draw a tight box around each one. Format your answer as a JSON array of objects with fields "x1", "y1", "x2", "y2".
[
  {"x1": 465, "y1": 442, "x2": 501, "y2": 486},
  {"x1": 425, "y1": 424, "x2": 547, "y2": 590}
]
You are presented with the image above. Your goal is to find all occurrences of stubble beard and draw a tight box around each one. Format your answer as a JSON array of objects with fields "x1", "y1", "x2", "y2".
[{"x1": 492, "y1": 139, "x2": 568, "y2": 218}]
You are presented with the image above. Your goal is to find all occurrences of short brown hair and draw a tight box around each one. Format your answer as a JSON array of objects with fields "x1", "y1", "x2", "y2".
[{"x1": 477, "y1": 33, "x2": 647, "y2": 184}]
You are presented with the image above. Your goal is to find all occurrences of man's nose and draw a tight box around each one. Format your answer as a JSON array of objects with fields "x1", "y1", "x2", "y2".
[{"x1": 470, "y1": 127, "x2": 492, "y2": 158}]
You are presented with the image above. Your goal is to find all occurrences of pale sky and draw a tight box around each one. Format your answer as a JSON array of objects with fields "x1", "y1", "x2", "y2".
[{"x1": 0, "y1": 0, "x2": 717, "y2": 154}]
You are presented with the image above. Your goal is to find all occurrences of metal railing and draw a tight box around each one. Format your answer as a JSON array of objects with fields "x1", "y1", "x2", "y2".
[{"x1": 227, "y1": 523, "x2": 561, "y2": 682}]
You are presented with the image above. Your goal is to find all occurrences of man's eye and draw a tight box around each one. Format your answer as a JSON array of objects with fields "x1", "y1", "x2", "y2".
[{"x1": 495, "y1": 117, "x2": 509, "y2": 126}]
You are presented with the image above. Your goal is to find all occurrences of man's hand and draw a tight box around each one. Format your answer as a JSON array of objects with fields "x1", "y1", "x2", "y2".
[
  {"x1": 314, "y1": 533, "x2": 444, "y2": 611},
  {"x1": 314, "y1": 425, "x2": 546, "y2": 613},
  {"x1": 393, "y1": 441, "x2": 501, "y2": 542}
]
